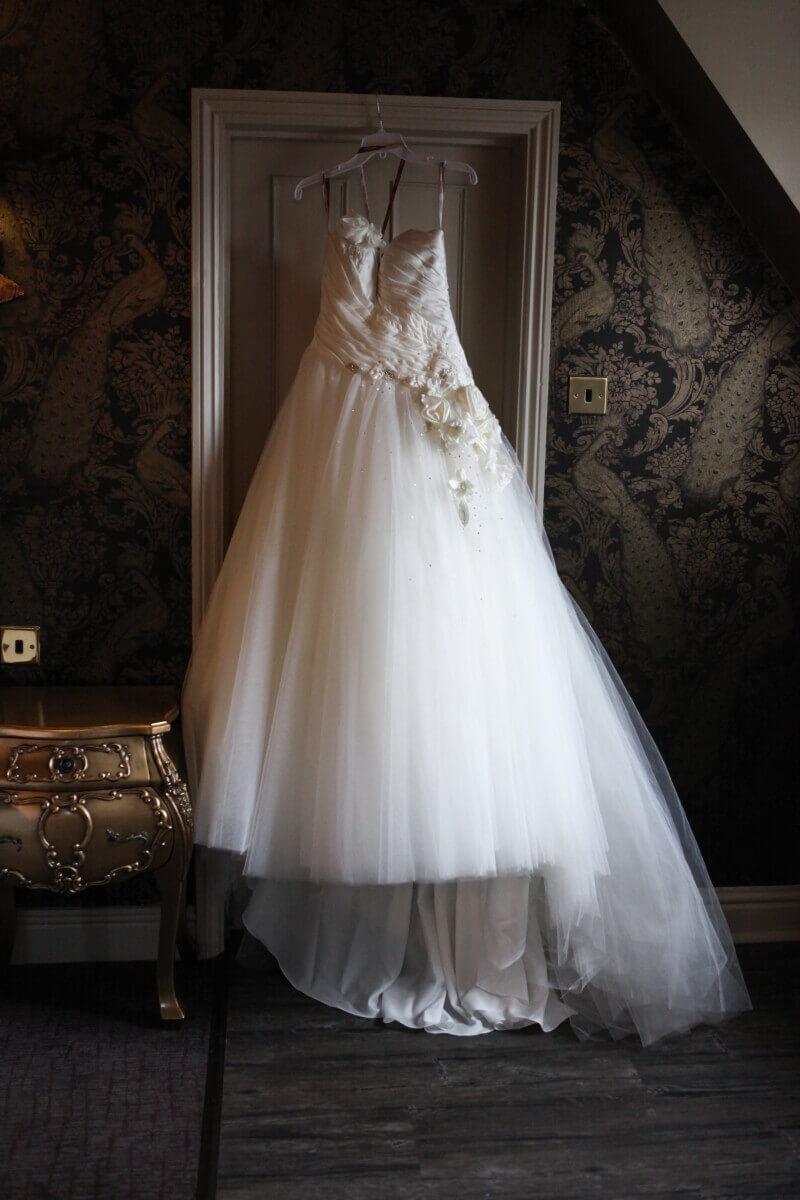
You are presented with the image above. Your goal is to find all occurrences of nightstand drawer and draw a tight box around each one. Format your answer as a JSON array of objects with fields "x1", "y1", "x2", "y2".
[
  {"x1": 0, "y1": 788, "x2": 174, "y2": 891},
  {"x1": 1, "y1": 737, "x2": 152, "y2": 788}
]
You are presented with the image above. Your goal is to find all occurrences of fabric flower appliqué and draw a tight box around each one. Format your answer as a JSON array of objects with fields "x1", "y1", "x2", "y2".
[
  {"x1": 419, "y1": 382, "x2": 514, "y2": 502},
  {"x1": 338, "y1": 215, "x2": 386, "y2": 250},
  {"x1": 421, "y1": 392, "x2": 460, "y2": 432},
  {"x1": 449, "y1": 469, "x2": 475, "y2": 526}
]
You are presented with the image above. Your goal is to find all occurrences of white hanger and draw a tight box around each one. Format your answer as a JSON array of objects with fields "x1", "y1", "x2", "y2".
[{"x1": 293, "y1": 97, "x2": 479, "y2": 200}]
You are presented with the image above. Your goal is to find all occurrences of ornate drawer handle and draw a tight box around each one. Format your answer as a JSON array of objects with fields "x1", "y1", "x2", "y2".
[
  {"x1": 106, "y1": 829, "x2": 149, "y2": 844},
  {"x1": 0, "y1": 835, "x2": 22, "y2": 851}
]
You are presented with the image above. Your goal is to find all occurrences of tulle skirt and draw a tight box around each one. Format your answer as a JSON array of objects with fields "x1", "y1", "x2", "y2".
[{"x1": 182, "y1": 340, "x2": 750, "y2": 1044}]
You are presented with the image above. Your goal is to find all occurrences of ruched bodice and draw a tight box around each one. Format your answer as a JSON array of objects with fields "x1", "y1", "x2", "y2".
[{"x1": 313, "y1": 215, "x2": 473, "y2": 391}]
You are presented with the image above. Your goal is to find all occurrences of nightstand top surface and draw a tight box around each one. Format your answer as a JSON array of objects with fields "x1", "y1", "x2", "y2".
[{"x1": 0, "y1": 685, "x2": 180, "y2": 738}]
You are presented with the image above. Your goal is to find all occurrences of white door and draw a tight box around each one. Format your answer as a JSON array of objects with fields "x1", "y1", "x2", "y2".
[{"x1": 191, "y1": 90, "x2": 560, "y2": 956}]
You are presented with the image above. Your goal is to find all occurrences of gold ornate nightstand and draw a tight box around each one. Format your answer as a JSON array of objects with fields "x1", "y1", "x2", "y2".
[{"x1": 0, "y1": 686, "x2": 194, "y2": 1020}]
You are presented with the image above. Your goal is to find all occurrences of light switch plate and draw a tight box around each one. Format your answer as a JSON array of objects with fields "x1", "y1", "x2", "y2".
[
  {"x1": 1, "y1": 625, "x2": 40, "y2": 664},
  {"x1": 568, "y1": 375, "x2": 608, "y2": 414}
]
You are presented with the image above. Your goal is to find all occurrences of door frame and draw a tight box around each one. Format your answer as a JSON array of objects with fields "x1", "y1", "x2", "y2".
[
  {"x1": 192, "y1": 88, "x2": 560, "y2": 628},
  {"x1": 190, "y1": 88, "x2": 560, "y2": 956}
]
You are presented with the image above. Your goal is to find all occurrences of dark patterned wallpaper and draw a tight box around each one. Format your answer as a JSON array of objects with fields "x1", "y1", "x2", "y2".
[{"x1": 1, "y1": 0, "x2": 798, "y2": 885}]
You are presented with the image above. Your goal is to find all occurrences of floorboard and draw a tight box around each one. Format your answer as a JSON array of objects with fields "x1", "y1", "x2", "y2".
[{"x1": 214, "y1": 942, "x2": 800, "y2": 1199}]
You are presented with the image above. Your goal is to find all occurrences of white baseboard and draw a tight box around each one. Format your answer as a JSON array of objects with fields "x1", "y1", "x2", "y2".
[
  {"x1": 11, "y1": 904, "x2": 196, "y2": 965},
  {"x1": 9, "y1": 886, "x2": 799, "y2": 965},
  {"x1": 716, "y1": 885, "x2": 800, "y2": 944}
]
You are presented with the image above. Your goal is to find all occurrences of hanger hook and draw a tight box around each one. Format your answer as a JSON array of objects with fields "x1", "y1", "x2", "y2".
[{"x1": 376, "y1": 95, "x2": 384, "y2": 132}]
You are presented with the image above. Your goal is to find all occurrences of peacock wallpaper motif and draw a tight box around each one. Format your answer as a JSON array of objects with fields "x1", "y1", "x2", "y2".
[{"x1": 1, "y1": 0, "x2": 798, "y2": 885}]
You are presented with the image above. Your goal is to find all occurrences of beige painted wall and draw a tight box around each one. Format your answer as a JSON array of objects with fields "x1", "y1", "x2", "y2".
[{"x1": 659, "y1": 0, "x2": 800, "y2": 210}]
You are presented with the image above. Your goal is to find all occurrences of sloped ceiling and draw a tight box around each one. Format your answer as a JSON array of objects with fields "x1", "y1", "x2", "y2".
[
  {"x1": 594, "y1": 0, "x2": 800, "y2": 298},
  {"x1": 659, "y1": 0, "x2": 800, "y2": 213}
]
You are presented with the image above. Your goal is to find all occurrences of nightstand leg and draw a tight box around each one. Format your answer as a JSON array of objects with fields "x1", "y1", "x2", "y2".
[
  {"x1": 0, "y1": 883, "x2": 16, "y2": 964},
  {"x1": 155, "y1": 850, "x2": 188, "y2": 1021}
]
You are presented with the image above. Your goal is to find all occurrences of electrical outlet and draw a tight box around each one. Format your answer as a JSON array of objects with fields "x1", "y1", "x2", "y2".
[{"x1": 1, "y1": 625, "x2": 41, "y2": 665}]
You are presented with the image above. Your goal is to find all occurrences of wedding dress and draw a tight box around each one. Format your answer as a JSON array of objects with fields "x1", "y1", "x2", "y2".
[{"x1": 182, "y1": 173, "x2": 750, "y2": 1045}]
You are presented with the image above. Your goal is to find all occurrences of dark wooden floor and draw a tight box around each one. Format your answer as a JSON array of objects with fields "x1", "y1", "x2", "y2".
[{"x1": 214, "y1": 943, "x2": 800, "y2": 1199}]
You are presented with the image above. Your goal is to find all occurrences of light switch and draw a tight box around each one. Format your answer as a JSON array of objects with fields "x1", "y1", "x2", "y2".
[{"x1": 568, "y1": 375, "x2": 608, "y2": 414}]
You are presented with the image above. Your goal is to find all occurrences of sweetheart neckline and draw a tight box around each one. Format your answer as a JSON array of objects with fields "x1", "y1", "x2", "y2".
[{"x1": 333, "y1": 213, "x2": 444, "y2": 251}]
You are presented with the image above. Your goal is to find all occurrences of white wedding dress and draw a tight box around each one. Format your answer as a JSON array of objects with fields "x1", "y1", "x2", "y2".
[{"x1": 183, "y1": 194, "x2": 750, "y2": 1045}]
